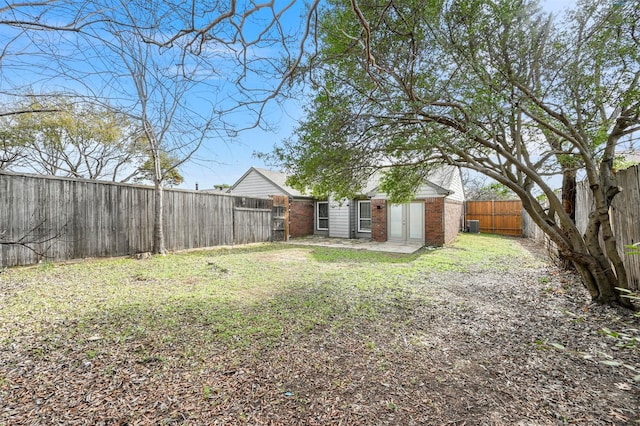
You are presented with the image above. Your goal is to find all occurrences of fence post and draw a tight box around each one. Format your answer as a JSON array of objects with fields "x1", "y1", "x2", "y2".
[{"x1": 491, "y1": 199, "x2": 495, "y2": 233}]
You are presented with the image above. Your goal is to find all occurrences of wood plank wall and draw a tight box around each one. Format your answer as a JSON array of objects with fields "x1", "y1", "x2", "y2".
[
  {"x1": 0, "y1": 171, "x2": 274, "y2": 267},
  {"x1": 523, "y1": 165, "x2": 639, "y2": 291},
  {"x1": 465, "y1": 200, "x2": 523, "y2": 236},
  {"x1": 574, "y1": 165, "x2": 640, "y2": 291}
]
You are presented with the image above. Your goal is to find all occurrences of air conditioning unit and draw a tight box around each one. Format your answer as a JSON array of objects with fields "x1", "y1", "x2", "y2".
[{"x1": 467, "y1": 220, "x2": 480, "y2": 233}]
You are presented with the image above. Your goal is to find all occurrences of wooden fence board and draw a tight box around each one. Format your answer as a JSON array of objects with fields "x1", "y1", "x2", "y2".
[
  {"x1": 610, "y1": 165, "x2": 640, "y2": 291},
  {"x1": 233, "y1": 207, "x2": 272, "y2": 245},
  {"x1": 0, "y1": 171, "x2": 272, "y2": 267},
  {"x1": 271, "y1": 195, "x2": 289, "y2": 242},
  {"x1": 465, "y1": 200, "x2": 523, "y2": 236},
  {"x1": 526, "y1": 165, "x2": 640, "y2": 292}
]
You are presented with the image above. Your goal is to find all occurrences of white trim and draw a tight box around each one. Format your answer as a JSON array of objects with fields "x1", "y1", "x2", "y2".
[
  {"x1": 357, "y1": 200, "x2": 372, "y2": 233},
  {"x1": 316, "y1": 201, "x2": 329, "y2": 230}
]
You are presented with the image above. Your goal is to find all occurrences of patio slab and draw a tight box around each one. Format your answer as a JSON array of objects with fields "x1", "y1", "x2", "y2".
[{"x1": 285, "y1": 236, "x2": 423, "y2": 254}]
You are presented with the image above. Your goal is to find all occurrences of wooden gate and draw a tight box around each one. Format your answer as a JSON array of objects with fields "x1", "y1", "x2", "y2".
[
  {"x1": 465, "y1": 200, "x2": 523, "y2": 236},
  {"x1": 271, "y1": 195, "x2": 289, "y2": 241}
]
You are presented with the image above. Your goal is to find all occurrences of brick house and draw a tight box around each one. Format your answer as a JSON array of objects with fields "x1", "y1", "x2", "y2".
[
  {"x1": 228, "y1": 167, "x2": 315, "y2": 238},
  {"x1": 229, "y1": 166, "x2": 465, "y2": 246}
]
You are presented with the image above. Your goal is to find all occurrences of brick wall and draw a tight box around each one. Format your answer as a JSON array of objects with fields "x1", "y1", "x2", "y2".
[
  {"x1": 371, "y1": 199, "x2": 387, "y2": 242},
  {"x1": 424, "y1": 197, "x2": 445, "y2": 246},
  {"x1": 444, "y1": 199, "x2": 464, "y2": 244},
  {"x1": 289, "y1": 199, "x2": 315, "y2": 238}
]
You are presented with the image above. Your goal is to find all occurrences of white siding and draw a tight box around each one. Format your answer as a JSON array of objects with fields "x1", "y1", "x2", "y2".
[
  {"x1": 328, "y1": 198, "x2": 350, "y2": 238},
  {"x1": 445, "y1": 167, "x2": 465, "y2": 202},
  {"x1": 372, "y1": 183, "x2": 441, "y2": 200},
  {"x1": 231, "y1": 169, "x2": 285, "y2": 198},
  {"x1": 369, "y1": 167, "x2": 465, "y2": 201}
]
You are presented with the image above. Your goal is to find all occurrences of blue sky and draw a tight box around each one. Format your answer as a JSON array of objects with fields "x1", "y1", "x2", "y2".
[
  {"x1": 177, "y1": 0, "x2": 577, "y2": 190},
  {"x1": 1, "y1": 0, "x2": 311, "y2": 189},
  {"x1": 180, "y1": 96, "x2": 304, "y2": 190},
  {"x1": 0, "y1": 0, "x2": 576, "y2": 191}
]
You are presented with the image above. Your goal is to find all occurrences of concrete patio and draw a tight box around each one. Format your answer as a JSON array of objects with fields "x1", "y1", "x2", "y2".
[{"x1": 285, "y1": 236, "x2": 424, "y2": 254}]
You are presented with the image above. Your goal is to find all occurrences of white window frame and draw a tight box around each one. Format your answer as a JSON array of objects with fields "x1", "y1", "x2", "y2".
[
  {"x1": 357, "y1": 200, "x2": 372, "y2": 233},
  {"x1": 316, "y1": 201, "x2": 329, "y2": 230}
]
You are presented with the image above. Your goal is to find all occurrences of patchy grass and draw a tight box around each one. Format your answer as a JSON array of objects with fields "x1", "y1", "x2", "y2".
[
  {"x1": 308, "y1": 246, "x2": 421, "y2": 263},
  {"x1": 5, "y1": 233, "x2": 599, "y2": 425},
  {"x1": 0, "y1": 234, "x2": 539, "y2": 357},
  {"x1": 424, "y1": 233, "x2": 542, "y2": 271}
]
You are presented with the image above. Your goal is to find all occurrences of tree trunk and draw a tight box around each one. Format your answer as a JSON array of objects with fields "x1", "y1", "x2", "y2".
[
  {"x1": 562, "y1": 213, "x2": 631, "y2": 308},
  {"x1": 152, "y1": 181, "x2": 166, "y2": 255},
  {"x1": 561, "y1": 169, "x2": 576, "y2": 222},
  {"x1": 557, "y1": 233, "x2": 630, "y2": 306},
  {"x1": 558, "y1": 168, "x2": 577, "y2": 269},
  {"x1": 522, "y1": 193, "x2": 631, "y2": 308},
  {"x1": 148, "y1": 130, "x2": 166, "y2": 255}
]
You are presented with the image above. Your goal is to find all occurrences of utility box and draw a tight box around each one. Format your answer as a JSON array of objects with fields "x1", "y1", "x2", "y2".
[{"x1": 467, "y1": 220, "x2": 480, "y2": 233}]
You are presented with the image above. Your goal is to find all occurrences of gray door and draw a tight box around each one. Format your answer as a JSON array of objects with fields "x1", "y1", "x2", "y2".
[{"x1": 388, "y1": 202, "x2": 423, "y2": 243}]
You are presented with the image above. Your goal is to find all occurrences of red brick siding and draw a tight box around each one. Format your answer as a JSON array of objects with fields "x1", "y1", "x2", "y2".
[
  {"x1": 371, "y1": 199, "x2": 387, "y2": 242},
  {"x1": 289, "y1": 199, "x2": 314, "y2": 238},
  {"x1": 424, "y1": 197, "x2": 445, "y2": 246},
  {"x1": 444, "y1": 199, "x2": 464, "y2": 244}
]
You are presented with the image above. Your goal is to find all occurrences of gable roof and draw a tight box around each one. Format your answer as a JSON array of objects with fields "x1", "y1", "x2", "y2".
[
  {"x1": 229, "y1": 167, "x2": 309, "y2": 198},
  {"x1": 364, "y1": 165, "x2": 460, "y2": 197},
  {"x1": 424, "y1": 166, "x2": 458, "y2": 195},
  {"x1": 230, "y1": 165, "x2": 463, "y2": 200}
]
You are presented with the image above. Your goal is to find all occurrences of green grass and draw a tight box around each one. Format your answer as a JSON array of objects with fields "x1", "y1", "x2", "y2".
[
  {"x1": 308, "y1": 247, "x2": 421, "y2": 263},
  {"x1": 0, "y1": 234, "x2": 539, "y2": 366}
]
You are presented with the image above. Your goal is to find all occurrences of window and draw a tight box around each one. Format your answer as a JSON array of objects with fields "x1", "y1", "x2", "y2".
[
  {"x1": 358, "y1": 200, "x2": 372, "y2": 232},
  {"x1": 317, "y1": 201, "x2": 329, "y2": 230}
]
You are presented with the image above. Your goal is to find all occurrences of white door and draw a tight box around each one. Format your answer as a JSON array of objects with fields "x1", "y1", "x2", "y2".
[
  {"x1": 388, "y1": 202, "x2": 423, "y2": 243},
  {"x1": 389, "y1": 204, "x2": 404, "y2": 240}
]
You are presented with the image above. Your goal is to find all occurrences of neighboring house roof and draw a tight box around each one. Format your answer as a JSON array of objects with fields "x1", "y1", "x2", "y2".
[
  {"x1": 617, "y1": 149, "x2": 640, "y2": 164},
  {"x1": 229, "y1": 167, "x2": 310, "y2": 198},
  {"x1": 230, "y1": 165, "x2": 464, "y2": 201},
  {"x1": 199, "y1": 188, "x2": 229, "y2": 194}
]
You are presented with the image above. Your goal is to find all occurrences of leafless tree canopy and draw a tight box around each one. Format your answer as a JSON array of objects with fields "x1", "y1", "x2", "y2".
[{"x1": 1, "y1": 0, "x2": 324, "y2": 254}]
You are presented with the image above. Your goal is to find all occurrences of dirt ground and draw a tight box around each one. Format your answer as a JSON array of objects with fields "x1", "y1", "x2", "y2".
[{"x1": 1, "y1": 238, "x2": 639, "y2": 425}]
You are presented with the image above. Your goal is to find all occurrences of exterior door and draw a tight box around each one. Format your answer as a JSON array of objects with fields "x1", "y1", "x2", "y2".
[{"x1": 388, "y1": 202, "x2": 424, "y2": 243}]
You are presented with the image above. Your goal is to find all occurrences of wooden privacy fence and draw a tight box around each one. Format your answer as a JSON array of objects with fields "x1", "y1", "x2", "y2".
[
  {"x1": 232, "y1": 208, "x2": 271, "y2": 244},
  {"x1": 575, "y1": 165, "x2": 640, "y2": 291},
  {"x1": 523, "y1": 164, "x2": 639, "y2": 291},
  {"x1": 0, "y1": 171, "x2": 281, "y2": 267},
  {"x1": 465, "y1": 200, "x2": 523, "y2": 236}
]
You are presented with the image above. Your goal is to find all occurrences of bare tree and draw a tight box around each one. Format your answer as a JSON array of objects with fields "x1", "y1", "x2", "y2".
[
  {"x1": 0, "y1": 217, "x2": 66, "y2": 263},
  {"x1": 1, "y1": 1, "x2": 115, "y2": 174},
  {"x1": 41, "y1": 0, "x2": 323, "y2": 254},
  {"x1": 2, "y1": 0, "x2": 323, "y2": 255}
]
